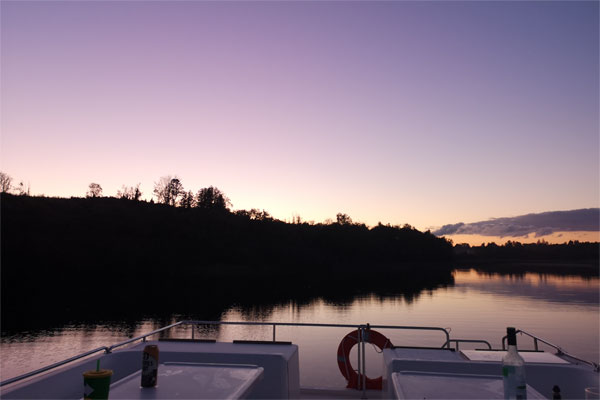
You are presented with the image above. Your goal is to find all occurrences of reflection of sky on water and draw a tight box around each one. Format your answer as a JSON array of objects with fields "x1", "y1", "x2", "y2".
[
  {"x1": 1, "y1": 270, "x2": 598, "y2": 387},
  {"x1": 452, "y1": 270, "x2": 600, "y2": 307}
]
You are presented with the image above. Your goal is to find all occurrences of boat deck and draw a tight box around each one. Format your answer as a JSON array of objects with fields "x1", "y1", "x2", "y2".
[
  {"x1": 383, "y1": 346, "x2": 599, "y2": 400},
  {"x1": 1, "y1": 320, "x2": 597, "y2": 399}
]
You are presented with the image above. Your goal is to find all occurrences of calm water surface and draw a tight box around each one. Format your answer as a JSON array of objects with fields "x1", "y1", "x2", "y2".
[{"x1": 2, "y1": 269, "x2": 598, "y2": 388}]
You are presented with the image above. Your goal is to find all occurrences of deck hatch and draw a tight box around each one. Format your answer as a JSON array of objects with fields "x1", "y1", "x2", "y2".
[{"x1": 460, "y1": 350, "x2": 570, "y2": 364}]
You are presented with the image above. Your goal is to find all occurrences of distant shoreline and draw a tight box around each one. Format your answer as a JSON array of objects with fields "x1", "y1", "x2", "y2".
[{"x1": 454, "y1": 260, "x2": 598, "y2": 276}]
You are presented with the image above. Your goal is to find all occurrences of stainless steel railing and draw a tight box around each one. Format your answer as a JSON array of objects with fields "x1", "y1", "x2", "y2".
[
  {"x1": 445, "y1": 339, "x2": 492, "y2": 350},
  {"x1": 0, "y1": 322, "x2": 187, "y2": 388},
  {"x1": 181, "y1": 320, "x2": 450, "y2": 344},
  {"x1": 501, "y1": 329, "x2": 599, "y2": 372},
  {"x1": 0, "y1": 346, "x2": 110, "y2": 387},
  {"x1": 107, "y1": 321, "x2": 184, "y2": 353}
]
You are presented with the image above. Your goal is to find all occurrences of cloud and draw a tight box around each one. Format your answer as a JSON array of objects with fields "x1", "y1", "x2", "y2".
[
  {"x1": 433, "y1": 208, "x2": 599, "y2": 238},
  {"x1": 434, "y1": 222, "x2": 465, "y2": 236}
]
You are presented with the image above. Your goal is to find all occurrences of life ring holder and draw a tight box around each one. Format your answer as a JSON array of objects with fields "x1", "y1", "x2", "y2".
[{"x1": 336, "y1": 327, "x2": 394, "y2": 390}]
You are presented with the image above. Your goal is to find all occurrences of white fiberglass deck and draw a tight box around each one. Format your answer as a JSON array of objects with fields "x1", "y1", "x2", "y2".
[
  {"x1": 109, "y1": 362, "x2": 264, "y2": 399},
  {"x1": 383, "y1": 347, "x2": 599, "y2": 400},
  {"x1": 1, "y1": 340, "x2": 299, "y2": 399},
  {"x1": 461, "y1": 349, "x2": 570, "y2": 364},
  {"x1": 390, "y1": 371, "x2": 546, "y2": 399}
]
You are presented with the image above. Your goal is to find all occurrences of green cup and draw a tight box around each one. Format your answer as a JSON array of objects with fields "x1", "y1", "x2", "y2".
[{"x1": 83, "y1": 369, "x2": 113, "y2": 400}]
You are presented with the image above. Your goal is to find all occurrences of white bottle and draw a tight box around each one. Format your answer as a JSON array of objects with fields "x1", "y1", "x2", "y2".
[{"x1": 502, "y1": 327, "x2": 527, "y2": 399}]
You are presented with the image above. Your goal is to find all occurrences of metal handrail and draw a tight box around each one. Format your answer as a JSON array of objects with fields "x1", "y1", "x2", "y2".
[
  {"x1": 184, "y1": 320, "x2": 450, "y2": 342},
  {"x1": 182, "y1": 320, "x2": 363, "y2": 329},
  {"x1": 502, "y1": 329, "x2": 564, "y2": 353},
  {"x1": 445, "y1": 339, "x2": 492, "y2": 350},
  {"x1": 502, "y1": 329, "x2": 599, "y2": 372},
  {"x1": 107, "y1": 321, "x2": 184, "y2": 353},
  {"x1": 0, "y1": 346, "x2": 109, "y2": 387},
  {"x1": 367, "y1": 324, "x2": 450, "y2": 348},
  {"x1": 0, "y1": 321, "x2": 185, "y2": 387}
]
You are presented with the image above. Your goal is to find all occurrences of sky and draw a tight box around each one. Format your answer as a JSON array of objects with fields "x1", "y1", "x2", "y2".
[{"x1": 1, "y1": 1, "x2": 598, "y2": 240}]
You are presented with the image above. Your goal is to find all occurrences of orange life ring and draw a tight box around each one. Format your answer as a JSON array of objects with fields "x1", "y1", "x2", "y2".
[{"x1": 336, "y1": 328, "x2": 394, "y2": 390}]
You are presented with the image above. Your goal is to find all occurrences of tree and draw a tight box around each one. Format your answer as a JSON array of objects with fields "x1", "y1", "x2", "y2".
[
  {"x1": 196, "y1": 186, "x2": 231, "y2": 210},
  {"x1": 86, "y1": 183, "x2": 103, "y2": 198},
  {"x1": 153, "y1": 176, "x2": 183, "y2": 206},
  {"x1": 235, "y1": 208, "x2": 272, "y2": 221},
  {"x1": 167, "y1": 178, "x2": 184, "y2": 206},
  {"x1": 117, "y1": 184, "x2": 142, "y2": 201},
  {"x1": 16, "y1": 181, "x2": 30, "y2": 196},
  {"x1": 179, "y1": 190, "x2": 196, "y2": 208},
  {"x1": 336, "y1": 213, "x2": 352, "y2": 225},
  {"x1": 153, "y1": 176, "x2": 172, "y2": 205},
  {"x1": 133, "y1": 185, "x2": 142, "y2": 201},
  {"x1": 0, "y1": 172, "x2": 12, "y2": 193}
]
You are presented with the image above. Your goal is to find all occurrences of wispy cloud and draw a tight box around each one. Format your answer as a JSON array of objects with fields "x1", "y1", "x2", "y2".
[{"x1": 433, "y1": 209, "x2": 600, "y2": 237}]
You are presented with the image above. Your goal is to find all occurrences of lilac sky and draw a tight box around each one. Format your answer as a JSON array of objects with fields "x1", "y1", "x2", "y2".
[{"x1": 1, "y1": 1, "x2": 598, "y2": 231}]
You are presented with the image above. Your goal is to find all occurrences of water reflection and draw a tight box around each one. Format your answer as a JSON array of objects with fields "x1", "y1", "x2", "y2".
[
  {"x1": 454, "y1": 269, "x2": 599, "y2": 306},
  {"x1": 2, "y1": 266, "x2": 454, "y2": 335}
]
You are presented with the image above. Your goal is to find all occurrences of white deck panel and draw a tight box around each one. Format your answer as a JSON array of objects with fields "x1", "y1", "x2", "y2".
[
  {"x1": 123, "y1": 341, "x2": 300, "y2": 399},
  {"x1": 1, "y1": 340, "x2": 299, "y2": 399},
  {"x1": 460, "y1": 350, "x2": 570, "y2": 364},
  {"x1": 109, "y1": 362, "x2": 263, "y2": 399},
  {"x1": 383, "y1": 347, "x2": 598, "y2": 400},
  {"x1": 391, "y1": 371, "x2": 546, "y2": 399},
  {"x1": 384, "y1": 347, "x2": 464, "y2": 361}
]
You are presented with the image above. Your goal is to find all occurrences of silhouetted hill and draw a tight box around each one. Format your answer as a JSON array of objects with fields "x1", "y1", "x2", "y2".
[{"x1": 1, "y1": 194, "x2": 454, "y2": 326}]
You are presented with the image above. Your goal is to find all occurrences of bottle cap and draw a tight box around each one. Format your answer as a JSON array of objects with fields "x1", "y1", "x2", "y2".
[{"x1": 507, "y1": 327, "x2": 517, "y2": 346}]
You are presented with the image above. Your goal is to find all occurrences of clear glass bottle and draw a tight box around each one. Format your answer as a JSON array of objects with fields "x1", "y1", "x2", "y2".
[{"x1": 502, "y1": 327, "x2": 527, "y2": 399}]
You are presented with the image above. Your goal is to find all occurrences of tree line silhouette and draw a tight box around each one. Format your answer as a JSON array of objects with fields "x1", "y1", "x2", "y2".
[
  {"x1": 454, "y1": 240, "x2": 598, "y2": 275},
  {"x1": 1, "y1": 188, "x2": 454, "y2": 327},
  {"x1": 454, "y1": 240, "x2": 598, "y2": 262}
]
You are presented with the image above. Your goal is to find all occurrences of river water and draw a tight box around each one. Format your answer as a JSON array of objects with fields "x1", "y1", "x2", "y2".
[{"x1": 1, "y1": 269, "x2": 598, "y2": 387}]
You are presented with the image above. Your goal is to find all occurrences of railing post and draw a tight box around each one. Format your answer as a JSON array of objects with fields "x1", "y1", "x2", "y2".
[
  {"x1": 361, "y1": 326, "x2": 367, "y2": 399},
  {"x1": 534, "y1": 338, "x2": 538, "y2": 351},
  {"x1": 273, "y1": 325, "x2": 276, "y2": 342},
  {"x1": 357, "y1": 326, "x2": 361, "y2": 391},
  {"x1": 192, "y1": 323, "x2": 195, "y2": 340}
]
